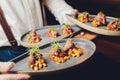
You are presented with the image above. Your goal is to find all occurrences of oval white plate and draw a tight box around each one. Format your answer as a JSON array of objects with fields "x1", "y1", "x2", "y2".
[
  {"x1": 10, "y1": 38, "x2": 96, "y2": 75},
  {"x1": 66, "y1": 14, "x2": 120, "y2": 36},
  {"x1": 20, "y1": 25, "x2": 82, "y2": 47}
]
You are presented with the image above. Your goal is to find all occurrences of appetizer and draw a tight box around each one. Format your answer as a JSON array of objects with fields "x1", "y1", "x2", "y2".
[
  {"x1": 26, "y1": 29, "x2": 41, "y2": 44},
  {"x1": 47, "y1": 27, "x2": 59, "y2": 38},
  {"x1": 28, "y1": 47, "x2": 47, "y2": 71},
  {"x1": 49, "y1": 42, "x2": 69, "y2": 63},
  {"x1": 106, "y1": 19, "x2": 120, "y2": 31},
  {"x1": 62, "y1": 39, "x2": 75, "y2": 52},
  {"x1": 77, "y1": 12, "x2": 93, "y2": 23},
  {"x1": 92, "y1": 11, "x2": 106, "y2": 27},
  {"x1": 68, "y1": 47, "x2": 83, "y2": 57},
  {"x1": 63, "y1": 39, "x2": 83, "y2": 57},
  {"x1": 61, "y1": 23, "x2": 73, "y2": 35}
]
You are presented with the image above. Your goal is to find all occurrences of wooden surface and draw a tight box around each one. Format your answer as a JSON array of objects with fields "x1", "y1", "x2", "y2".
[{"x1": 74, "y1": 30, "x2": 97, "y2": 40}]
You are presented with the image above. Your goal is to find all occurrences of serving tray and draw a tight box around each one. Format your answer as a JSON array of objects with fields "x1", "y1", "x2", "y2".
[
  {"x1": 10, "y1": 38, "x2": 96, "y2": 75},
  {"x1": 20, "y1": 25, "x2": 82, "y2": 47},
  {"x1": 66, "y1": 14, "x2": 120, "y2": 36}
]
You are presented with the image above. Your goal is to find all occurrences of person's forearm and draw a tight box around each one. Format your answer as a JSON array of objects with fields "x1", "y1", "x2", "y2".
[{"x1": 44, "y1": 0, "x2": 74, "y2": 24}]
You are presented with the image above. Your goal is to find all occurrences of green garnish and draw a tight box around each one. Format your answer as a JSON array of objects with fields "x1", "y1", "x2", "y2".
[
  {"x1": 77, "y1": 11, "x2": 89, "y2": 17},
  {"x1": 63, "y1": 23, "x2": 70, "y2": 28},
  {"x1": 28, "y1": 47, "x2": 42, "y2": 59},
  {"x1": 81, "y1": 11, "x2": 89, "y2": 14},
  {"x1": 28, "y1": 47, "x2": 41, "y2": 54},
  {"x1": 99, "y1": 11, "x2": 103, "y2": 14},
  {"x1": 114, "y1": 18, "x2": 120, "y2": 24},
  {"x1": 98, "y1": 11, "x2": 105, "y2": 16},
  {"x1": 26, "y1": 33, "x2": 32, "y2": 41},
  {"x1": 51, "y1": 42, "x2": 61, "y2": 50},
  {"x1": 49, "y1": 27, "x2": 55, "y2": 31},
  {"x1": 116, "y1": 18, "x2": 120, "y2": 22}
]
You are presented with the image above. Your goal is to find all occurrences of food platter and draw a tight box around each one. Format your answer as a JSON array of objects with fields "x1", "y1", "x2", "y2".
[
  {"x1": 9, "y1": 38, "x2": 96, "y2": 75},
  {"x1": 20, "y1": 25, "x2": 82, "y2": 47},
  {"x1": 66, "y1": 14, "x2": 120, "y2": 36}
]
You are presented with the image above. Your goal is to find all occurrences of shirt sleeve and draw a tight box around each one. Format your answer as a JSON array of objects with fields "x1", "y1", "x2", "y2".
[{"x1": 44, "y1": 0, "x2": 74, "y2": 24}]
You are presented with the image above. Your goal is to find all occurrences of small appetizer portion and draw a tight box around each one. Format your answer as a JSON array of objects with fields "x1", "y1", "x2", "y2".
[
  {"x1": 106, "y1": 19, "x2": 120, "y2": 31},
  {"x1": 62, "y1": 39, "x2": 75, "y2": 52},
  {"x1": 47, "y1": 27, "x2": 59, "y2": 38},
  {"x1": 63, "y1": 39, "x2": 83, "y2": 57},
  {"x1": 77, "y1": 12, "x2": 93, "y2": 23},
  {"x1": 92, "y1": 12, "x2": 106, "y2": 27},
  {"x1": 26, "y1": 29, "x2": 41, "y2": 44},
  {"x1": 28, "y1": 47, "x2": 47, "y2": 71},
  {"x1": 61, "y1": 23, "x2": 73, "y2": 35},
  {"x1": 49, "y1": 42, "x2": 69, "y2": 63},
  {"x1": 68, "y1": 47, "x2": 83, "y2": 57}
]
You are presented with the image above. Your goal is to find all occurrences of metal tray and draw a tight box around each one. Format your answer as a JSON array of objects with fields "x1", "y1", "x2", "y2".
[{"x1": 10, "y1": 38, "x2": 96, "y2": 75}]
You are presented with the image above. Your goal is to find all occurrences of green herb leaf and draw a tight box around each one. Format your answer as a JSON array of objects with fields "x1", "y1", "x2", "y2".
[
  {"x1": 81, "y1": 11, "x2": 89, "y2": 14},
  {"x1": 28, "y1": 47, "x2": 42, "y2": 59},
  {"x1": 26, "y1": 33, "x2": 32, "y2": 41},
  {"x1": 116, "y1": 18, "x2": 120, "y2": 22},
  {"x1": 51, "y1": 42, "x2": 60, "y2": 50},
  {"x1": 63, "y1": 23, "x2": 70, "y2": 28},
  {"x1": 28, "y1": 47, "x2": 40, "y2": 54},
  {"x1": 49, "y1": 27, "x2": 55, "y2": 31}
]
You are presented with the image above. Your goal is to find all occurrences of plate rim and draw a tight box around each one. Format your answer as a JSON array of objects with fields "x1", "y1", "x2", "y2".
[{"x1": 66, "y1": 14, "x2": 120, "y2": 36}]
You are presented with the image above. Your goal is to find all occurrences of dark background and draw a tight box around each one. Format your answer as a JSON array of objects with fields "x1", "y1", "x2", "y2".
[
  {"x1": 31, "y1": 1, "x2": 120, "y2": 80},
  {"x1": 45, "y1": 0, "x2": 120, "y2": 25}
]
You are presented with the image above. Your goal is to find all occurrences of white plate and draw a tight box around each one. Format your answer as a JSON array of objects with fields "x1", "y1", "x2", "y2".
[
  {"x1": 20, "y1": 25, "x2": 82, "y2": 47},
  {"x1": 10, "y1": 38, "x2": 96, "y2": 75},
  {"x1": 66, "y1": 14, "x2": 120, "y2": 36}
]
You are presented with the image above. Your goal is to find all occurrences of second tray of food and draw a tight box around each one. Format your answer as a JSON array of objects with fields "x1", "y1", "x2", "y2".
[
  {"x1": 20, "y1": 24, "x2": 82, "y2": 47},
  {"x1": 66, "y1": 11, "x2": 120, "y2": 36}
]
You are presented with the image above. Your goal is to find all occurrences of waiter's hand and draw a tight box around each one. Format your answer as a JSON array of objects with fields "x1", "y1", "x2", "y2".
[
  {"x1": 0, "y1": 62, "x2": 30, "y2": 80},
  {"x1": 66, "y1": 9, "x2": 79, "y2": 25},
  {"x1": 72, "y1": 9, "x2": 79, "y2": 16}
]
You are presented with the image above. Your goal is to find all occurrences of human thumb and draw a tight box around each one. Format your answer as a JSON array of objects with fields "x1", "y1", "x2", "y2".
[{"x1": 0, "y1": 62, "x2": 15, "y2": 73}]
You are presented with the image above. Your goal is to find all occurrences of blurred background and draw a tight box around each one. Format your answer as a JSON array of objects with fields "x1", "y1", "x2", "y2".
[{"x1": 45, "y1": 0, "x2": 120, "y2": 25}]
